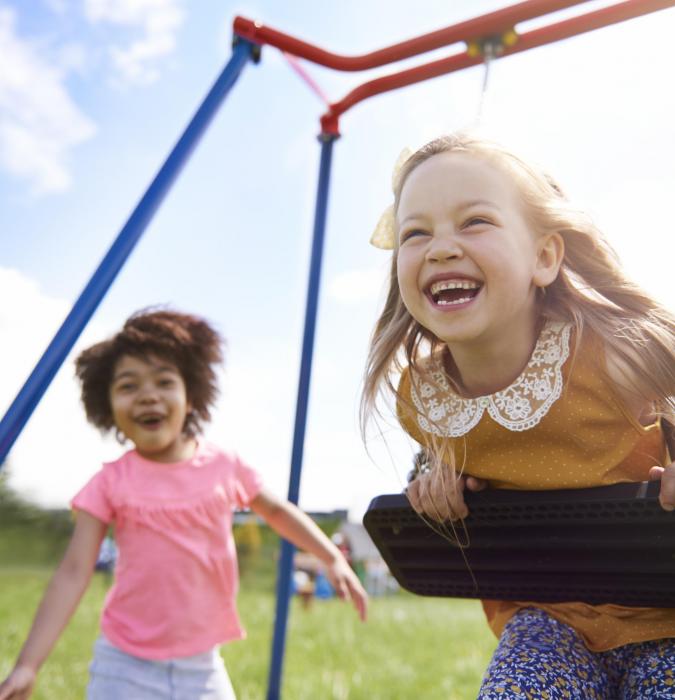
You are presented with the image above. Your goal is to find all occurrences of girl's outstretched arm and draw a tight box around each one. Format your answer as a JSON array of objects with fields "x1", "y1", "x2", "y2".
[
  {"x1": 250, "y1": 489, "x2": 368, "y2": 621},
  {"x1": 0, "y1": 511, "x2": 107, "y2": 700}
]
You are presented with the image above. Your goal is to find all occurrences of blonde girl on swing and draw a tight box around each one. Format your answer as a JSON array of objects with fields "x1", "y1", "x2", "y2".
[{"x1": 362, "y1": 132, "x2": 674, "y2": 698}]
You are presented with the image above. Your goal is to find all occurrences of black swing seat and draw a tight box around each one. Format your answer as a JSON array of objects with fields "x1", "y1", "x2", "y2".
[{"x1": 363, "y1": 481, "x2": 675, "y2": 608}]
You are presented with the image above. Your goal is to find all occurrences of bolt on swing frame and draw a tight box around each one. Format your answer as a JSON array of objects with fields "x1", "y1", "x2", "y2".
[{"x1": 0, "y1": 0, "x2": 673, "y2": 698}]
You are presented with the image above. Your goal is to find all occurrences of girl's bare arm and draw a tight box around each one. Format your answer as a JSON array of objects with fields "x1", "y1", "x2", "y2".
[
  {"x1": 0, "y1": 511, "x2": 107, "y2": 700},
  {"x1": 250, "y1": 488, "x2": 368, "y2": 621}
]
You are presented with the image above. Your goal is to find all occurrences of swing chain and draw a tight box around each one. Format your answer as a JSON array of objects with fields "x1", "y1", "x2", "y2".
[{"x1": 468, "y1": 29, "x2": 518, "y2": 123}]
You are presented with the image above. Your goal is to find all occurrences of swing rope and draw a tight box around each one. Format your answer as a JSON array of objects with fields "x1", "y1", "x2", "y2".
[
  {"x1": 476, "y1": 39, "x2": 497, "y2": 123},
  {"x1": 470, "y1": 29, "x2": 518, "y2": 124},
  {"x1": 281, "y1": 52, "x2": 331, "y2": 106}
]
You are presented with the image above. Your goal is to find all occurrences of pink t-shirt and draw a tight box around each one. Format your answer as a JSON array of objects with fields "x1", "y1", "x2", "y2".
[{"x1": 71, "y1": 441, "x2": 263, "y2": 660}]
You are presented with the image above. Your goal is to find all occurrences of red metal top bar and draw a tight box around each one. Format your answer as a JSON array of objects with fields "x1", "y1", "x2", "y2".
[
  {"x1": 320, "y1": 0, "x2": 675, "y2": 133},
  {"x1": 233, "y1": 0, "x2": 675, "y2": 135},
  {"x1": 234, "y1": 0, "x2": 587, "y2": 71}
]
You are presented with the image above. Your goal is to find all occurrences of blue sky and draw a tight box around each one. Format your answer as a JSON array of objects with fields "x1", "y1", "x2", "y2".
[{"x1": 1, "y1": 0, "x2": 674, "y2": 519}]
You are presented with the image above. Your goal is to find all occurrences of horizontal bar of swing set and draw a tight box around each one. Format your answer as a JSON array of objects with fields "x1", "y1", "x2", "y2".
[
  {"x1": 234, "y1": 0, "x2": 590, "y2": 71},
  {"x1": 235, "y1": 0, "x2": 675, "y2": 134}
]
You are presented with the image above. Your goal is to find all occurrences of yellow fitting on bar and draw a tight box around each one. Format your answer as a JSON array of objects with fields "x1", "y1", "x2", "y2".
[
  {"x1": 467, "y1": 30, "x2": 517, "y2": 58},
  {"x1": 502, "y1": 28, "x2": 518, "y2": 48},
  {"x1": 466, "y1": 40, "x2": 481, "y2": 58}
]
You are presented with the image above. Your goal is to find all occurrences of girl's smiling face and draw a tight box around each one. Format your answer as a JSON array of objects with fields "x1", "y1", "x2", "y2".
[
  {"x1": 109, "y1": 354, "x2": 195, "y2": 462},
  {"x1": 396, "y1": 151, "x2": 558, "y2": 355}
]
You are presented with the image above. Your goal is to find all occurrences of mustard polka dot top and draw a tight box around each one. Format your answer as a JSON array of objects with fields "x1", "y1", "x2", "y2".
[{"x1": 397, "y1": 320, "x2": 672, "y2": 651}]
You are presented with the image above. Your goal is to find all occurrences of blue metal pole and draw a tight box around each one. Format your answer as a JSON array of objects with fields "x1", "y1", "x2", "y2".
[
  {"x1": 266, "y1": 132, "x2": 338, "y2": 700},
  {"x1": 0, "y1": 39, "x2": 257, "y2": 467}
]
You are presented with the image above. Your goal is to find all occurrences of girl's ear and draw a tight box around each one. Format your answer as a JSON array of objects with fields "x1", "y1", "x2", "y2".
[{"x1": 533, "y1": 232, "x2": 564, "y2": 288}]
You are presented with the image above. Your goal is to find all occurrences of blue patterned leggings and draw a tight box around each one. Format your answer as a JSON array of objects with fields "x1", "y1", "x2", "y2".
[{"x1": 479, "y1": 608, "x2": 675, "y2": 699}]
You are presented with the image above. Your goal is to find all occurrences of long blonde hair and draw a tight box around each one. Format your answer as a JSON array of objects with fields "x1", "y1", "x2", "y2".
[{"x1": 361, "y1": 133, "x2": 675, "y2": 445}]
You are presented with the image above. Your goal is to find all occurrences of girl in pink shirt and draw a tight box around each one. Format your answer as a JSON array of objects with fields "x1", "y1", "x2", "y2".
[{"x1": 0, "y1": 309, "x2": 367, "y2": 700}]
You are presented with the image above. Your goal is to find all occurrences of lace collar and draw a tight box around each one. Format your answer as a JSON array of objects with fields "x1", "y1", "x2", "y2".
[{"x1": 410, "y1": 321, "x2": 572, "y2": 437}]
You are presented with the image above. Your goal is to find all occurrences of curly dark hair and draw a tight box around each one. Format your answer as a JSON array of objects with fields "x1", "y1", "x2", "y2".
[{"x1": 75, "y1": 308, "x2": 224, "y2": 438}]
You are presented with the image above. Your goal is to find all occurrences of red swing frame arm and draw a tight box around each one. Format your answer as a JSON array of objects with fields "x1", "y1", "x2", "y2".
[{"x1": 233, "y1": 0, "x2": 675, "y2": 134}]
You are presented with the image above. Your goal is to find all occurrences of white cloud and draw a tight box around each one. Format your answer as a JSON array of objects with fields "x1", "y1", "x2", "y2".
[
  {"x1": 84, "y1": 0, "x2": 184, "y2": 85},
  {"x1": 0, "y1": 269, "x2": 69, "y2": 376},
  {"x1": 0, "y1": 6, "x2": 96, "y2": 193},
  {"x1": 55, "y1": 42, "x2": 88, "y2": 75}
]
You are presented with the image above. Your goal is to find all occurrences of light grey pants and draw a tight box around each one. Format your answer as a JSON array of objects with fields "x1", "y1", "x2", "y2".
[{"x1": 87, "y1": 635, "x2": 236, "y2": 700}]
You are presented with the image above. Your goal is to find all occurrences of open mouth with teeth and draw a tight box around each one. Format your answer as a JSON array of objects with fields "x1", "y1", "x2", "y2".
[
  {"x1": 137, "y1": 414, "x2": 164, "y2": 427},
  {"x1": 428, "y1": 279, "x2": 482, "y2": 307}
]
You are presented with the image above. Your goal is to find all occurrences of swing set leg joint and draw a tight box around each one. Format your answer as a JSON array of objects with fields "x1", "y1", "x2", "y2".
[{"x1": 232, "y1": 34, "x2": 262, "y2": 63}]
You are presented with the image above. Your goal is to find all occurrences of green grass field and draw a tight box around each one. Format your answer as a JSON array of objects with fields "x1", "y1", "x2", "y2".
[{"x1": 0, "y1": 568, "x2": 496, "y2": 699}]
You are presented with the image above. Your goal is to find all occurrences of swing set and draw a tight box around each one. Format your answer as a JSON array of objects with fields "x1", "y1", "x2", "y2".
[{"x1": 1, "y1": 1, "x2": 674, "y2": 698}]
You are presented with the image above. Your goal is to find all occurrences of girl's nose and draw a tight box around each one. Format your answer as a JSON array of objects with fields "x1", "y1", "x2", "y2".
[
  {"x1": 138, "y1": 384, "x2": 159, "y2": 402},
  {"x1": 426, "y1": 231, "x2": 463, "y2": 262}
]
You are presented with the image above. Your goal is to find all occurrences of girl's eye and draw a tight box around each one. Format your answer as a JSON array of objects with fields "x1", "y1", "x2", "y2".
[
  {"x1": 400, "y1": 228, "x2": 429, "y2": 243},
  {"x1": 158, "y1": 379, "x2": 175, "y2": 388},
  {"x1": 117, "y1": 383, "x2": 136, "y2": 392},
  {"x1": 463, "y1": 216, "x2": 491, "y2": 229}
]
